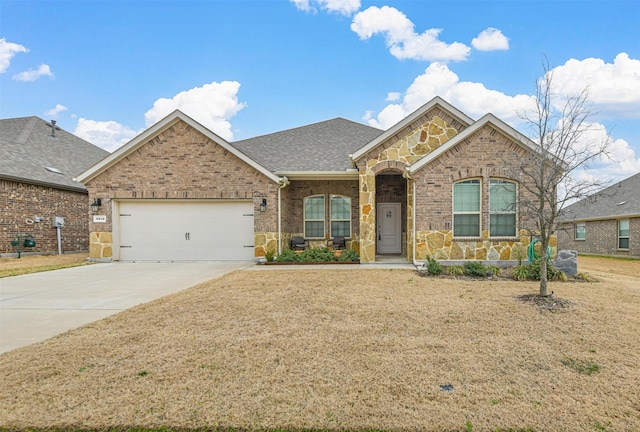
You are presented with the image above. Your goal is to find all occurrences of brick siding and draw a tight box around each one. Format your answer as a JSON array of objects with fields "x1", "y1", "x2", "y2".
[
  {"x1": 558, "y1": 217, "x2": 640, "y2": 257},
  {"x1": 85, "y1": 120, "x2": 279, "y2": 258},
  {"x1": 0, "y1": 179, "x2": 90, "y2": 255},
  {"x1": 413, "y1": 125, "x2": 538, "y2": 237}
]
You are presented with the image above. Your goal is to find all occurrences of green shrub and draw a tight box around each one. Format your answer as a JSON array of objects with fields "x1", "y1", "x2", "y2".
[
  {"x1": 338, "y1": 249, "x2": 360, "y2": 262},
  {"x1": 464, "y1": 261, "x2": 487, "y2": 277},
  {"x1": 276, "y1": 249, "x2": 302, "y2": 262},
  {"x1": 486, "y1": 265, "x2": 502, "y2": 277},
  {"x1": 511, "y1": 261, "x2": 567, "y2": 281},
  {"x1": 265, "y1": 248, "x2": 275, "y2": 262},
  {"x1": 426, "y1": 256, "x2": 443, "y2": 275},
  {"x1": 303, "y1": 247, "x2": 336, "y2": 262},
  {"x1": 512, "y1": 265, "x2": 529, "y2": 281},
  {"x1": 276, "y1": 247, "x2": 359, "y2": 263},
  {"x1": 446, "y1": 265, "x2": 465, "y2": 276}
]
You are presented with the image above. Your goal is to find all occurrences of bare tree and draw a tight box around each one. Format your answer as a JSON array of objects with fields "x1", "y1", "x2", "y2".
[{"x1": 513, "y1": 60, "x2": 611, "y2": 296}]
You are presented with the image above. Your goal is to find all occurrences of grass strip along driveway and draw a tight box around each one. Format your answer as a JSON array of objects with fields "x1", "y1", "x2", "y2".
[{"x1": 1, "y1": 258, "x2": 639, "y2": 431}]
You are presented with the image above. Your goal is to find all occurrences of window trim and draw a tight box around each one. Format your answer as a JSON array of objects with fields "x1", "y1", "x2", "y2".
[
  {"x1": 489, "y1": 178, "x2": 518, "y2": 238},
  {"x1": 329, "y1": 194, "x2": 351, "y2": 238},
  {"x1": 303, "y1": 194, "x2": 325, "y2": 239},
  {"x1": 574, "y1": 223, "x2": 586, "y2": 240},
  {"x1": 452, "y1": 179, "x2": 481, "y2": 238},
  {"x1": 618, "y1": 219, "x2": 630, "y2": 250}
]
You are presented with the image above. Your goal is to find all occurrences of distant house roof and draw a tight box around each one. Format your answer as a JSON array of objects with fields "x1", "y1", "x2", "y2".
[
  {"x1": 232, "y1": 118, "x2": 383, "y2": 175},
  {"x1": 560, "y1": 172, "x2": 640, "y2": 222},
  {"x1": 0, "y1": 116, "x2": 109, "y2": 192}
]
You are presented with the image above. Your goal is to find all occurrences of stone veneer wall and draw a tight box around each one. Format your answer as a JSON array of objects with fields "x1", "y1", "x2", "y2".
[
  {"x1": 85, "y1": 120, "x2": 279, "y2": 260},
  {"x1": 356, "y1": 111, "x2": 463, "y2": 262}
]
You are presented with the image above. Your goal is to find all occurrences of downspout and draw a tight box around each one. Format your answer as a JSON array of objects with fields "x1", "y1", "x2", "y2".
[
  {"x1": 404, "y1": 169, "x2": 426, "y2": 270},
  {"x1": 277, "y1": 176, "x2": 290, "y2": 255}
]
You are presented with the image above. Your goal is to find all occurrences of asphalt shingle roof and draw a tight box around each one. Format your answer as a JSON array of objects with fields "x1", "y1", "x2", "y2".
[
  {"x1": 560, "y1": 171, "x2": 640, "y2": 221},
  {"x1": 232, "y1": 118, "x2": 383, "y2": 172},
  {"x1": 0, "y1": 117, "x2": 109, "y2": 191}
]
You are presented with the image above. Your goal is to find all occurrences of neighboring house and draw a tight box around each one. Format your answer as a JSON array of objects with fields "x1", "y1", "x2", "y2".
[
  {"x1": 0, "y1": 117, "x2": 109, "y2": 256},
  {"x1": 77, "y1": 97, "x2": 548, "y2": 264},
  {"x1": 557, "y1": 172, "x2": 640, "y2": 257}
]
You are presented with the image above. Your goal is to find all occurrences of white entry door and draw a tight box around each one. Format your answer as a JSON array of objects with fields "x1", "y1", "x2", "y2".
[
  {"x1": 377, "y1": 202, "x2": 401, "y2": 254},
  {"x1": 117, "y1": 200, "x2": 254, "y2": 261}
]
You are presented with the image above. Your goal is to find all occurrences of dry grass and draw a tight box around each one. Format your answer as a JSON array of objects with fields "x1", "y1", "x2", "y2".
[
  {"x1": 0, "y1": 257, "x2": 638, "y2": 431},
  {"x1": 0, "y1": 253, "x2": 91, "y2": 278}
]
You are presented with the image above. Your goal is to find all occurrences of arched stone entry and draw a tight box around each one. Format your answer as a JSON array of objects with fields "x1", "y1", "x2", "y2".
[{"x1": 375, "y1": 171, "x2": 407, "y2": 256}]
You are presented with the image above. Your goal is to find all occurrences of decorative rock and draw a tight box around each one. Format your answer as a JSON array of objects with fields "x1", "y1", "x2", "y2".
[{"x1": 552, "y1": 250, "x2": 578, "y2": 276}]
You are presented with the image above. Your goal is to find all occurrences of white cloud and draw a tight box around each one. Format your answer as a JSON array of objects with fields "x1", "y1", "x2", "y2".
[
  {"x1": 74, "y1": 118, "x2": 139, "y2": 153},
  {"x1": 386, "y1": 92, "x2": 401, "y2": 101},
  {"x1": 351, "y1": 6, "x2": 470, "y2": 62},
  {"x1": 364, "y1": 62, "x2": 535, "y2": 129},
  {"x1": 364, "y1": 59, "x2": 640, "y2": 185},
  {"x1": 44, "y1": 104, "x2": 68, "y2": 117},
  {"x1": 471, "y1": 27, "x2": 509, "y2": 51},
  {"x1": 291, "y1": 0, "x2": 360, "y2": 15},
  {"x1": 12, "y1": 64, "x2": 53, "y2": 82},
  {"x1": 144, "y1": 81, "x2": 246, "y2": 141},
  {"x1": 548, "y1": 53, "x2": 640, "y2": 119},
  {"x1": 0, "y1": 38, "x2": 28, "y2": 73}
]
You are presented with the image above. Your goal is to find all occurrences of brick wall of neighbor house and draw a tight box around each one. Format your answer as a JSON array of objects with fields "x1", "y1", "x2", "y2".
[
  {"x1": 411, "y1": 125, "x2": 544, "y2": 262},
  {"x1": 281, "y1": 179, "x2": 359, "y2": 249},
  {"x1": 558, "y1": 217, "x2": 640, "y2": 257},
  {"x1": 84, "y1": 120, "x2": 279, "y2": 260},
  {"x1": 0, "y1": 179, "x2": 90, "y2": 255}
]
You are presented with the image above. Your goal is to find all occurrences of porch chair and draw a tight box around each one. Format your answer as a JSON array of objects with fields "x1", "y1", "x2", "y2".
[
  {"x1": 330, "y1": 236, "x2": 346, "y2": 250},
  {"x1": 290, "y1": 236, "x2": 309, "y2": 251}
]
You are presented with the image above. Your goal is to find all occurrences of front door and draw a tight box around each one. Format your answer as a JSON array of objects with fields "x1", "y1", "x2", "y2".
[{"x1": 377, "y1": 203, "x2": 401, "y2": 254}]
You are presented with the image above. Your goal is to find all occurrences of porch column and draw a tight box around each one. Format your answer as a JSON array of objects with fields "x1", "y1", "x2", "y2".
[{"x1": 359, "y1": 170, "x2": 376, "y2": 262}]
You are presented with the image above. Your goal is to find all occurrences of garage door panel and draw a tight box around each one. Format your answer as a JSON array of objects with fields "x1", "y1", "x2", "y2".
[{"x1": 118, "y1": 201, "x2": 254, "y2": 261}]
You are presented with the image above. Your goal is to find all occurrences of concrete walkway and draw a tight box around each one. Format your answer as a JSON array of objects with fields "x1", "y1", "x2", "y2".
[{"x1": 0, "y1": 261, "x2": 254, "y2": 354}]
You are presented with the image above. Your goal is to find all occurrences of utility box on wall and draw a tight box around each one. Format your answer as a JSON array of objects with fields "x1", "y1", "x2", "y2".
[{"x1": 52, "y1": 217, "x2": 65, "y2": 227}]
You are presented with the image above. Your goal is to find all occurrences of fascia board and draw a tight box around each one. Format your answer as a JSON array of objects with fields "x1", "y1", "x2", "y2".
[
  {"x1": 0, "y1": 174, "x2": 87, "y2": 193},
  {"x1": 351, "y1": 96, "x2": 474, "y2": 162},
  {"x1": 409, "y1": 114, "x2": 542, "y2": 175},
  {"x1": 276, "y1": 171, "x2": 360, "y2": 181},
  {"x1": 77, "y1": 110, "x2": 280, "y2": 184},
  {"x1": 559, "y1": 213, "x2": 640, "y2": 223}
]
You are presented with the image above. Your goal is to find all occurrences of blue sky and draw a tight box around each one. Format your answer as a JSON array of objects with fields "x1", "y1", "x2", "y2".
[{"x1": 1, "y1": 0, "x2": 639, "y2": 182}]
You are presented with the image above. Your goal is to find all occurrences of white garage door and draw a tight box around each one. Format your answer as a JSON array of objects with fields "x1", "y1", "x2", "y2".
[{"x1": 117, "y1": 201, "x2": 255, "y2": 261}]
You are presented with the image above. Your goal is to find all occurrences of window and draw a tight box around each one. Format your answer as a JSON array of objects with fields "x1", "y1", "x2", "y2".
[
  {"x1": 575, "y1": 223, "x2": 586, "y2": 240},
  {"x1": 330, "y1": 195, "x2": 351, "y2": 237},
  {"x1": 489, "y1": 179, "x2": 517, "y2": 237},
  {"x1": 304, "y1": 195, "x2": 325, "y2": 238},
  {"x1": 618, "y1": 219, "x2": 629, "y2": 249},
  {"x1": 453, "y1": 179, "x2": 481, "y2": 237}
]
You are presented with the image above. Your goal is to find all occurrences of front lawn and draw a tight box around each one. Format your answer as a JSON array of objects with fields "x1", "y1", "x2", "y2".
[{"x1": 0, "y1": 260, "x2": 638, "y2": 431}]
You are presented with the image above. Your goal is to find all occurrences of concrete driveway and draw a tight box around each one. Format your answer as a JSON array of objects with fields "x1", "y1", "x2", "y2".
[{"x1": 0, "y1": 261, "x2": 254, "y2": 354}]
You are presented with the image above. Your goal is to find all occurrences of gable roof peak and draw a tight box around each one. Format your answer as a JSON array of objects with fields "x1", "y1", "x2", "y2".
[
  {"x1": 351, "y1": 96, "x2": 475, "y2": 162},
  {"x1": 76, "y1": 109, "x2": 281, "y2": 184}
]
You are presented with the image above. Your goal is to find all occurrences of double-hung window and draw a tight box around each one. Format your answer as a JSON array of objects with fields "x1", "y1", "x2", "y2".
[
  {"x1": 618, "y1": 219, "x2": 630, "y2": 249},
  {"x1": 489, "y1": 179, "x2": 517, "y2": 237},
  {"x1": 575, "y1": 223, "x2": 586, "y2": 240},
  {"x1": 453, "y1": 179, "x2": 481, "y2": 237},
  {"x1": 304, "y1": 195, "x2": 325, "y2": 239},
  {"x1": 330, "y1": 195, "x2": 351, "y2": 238}
]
